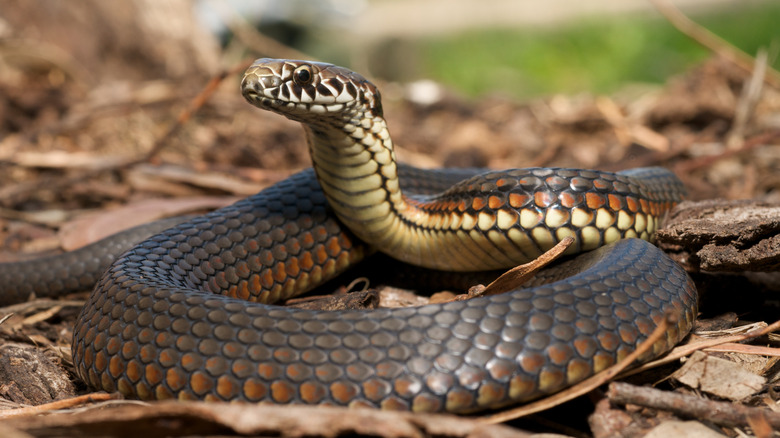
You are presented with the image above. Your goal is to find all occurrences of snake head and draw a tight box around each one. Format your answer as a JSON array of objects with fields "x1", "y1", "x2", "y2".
[{"x1": 242, "y1": 58, "x2": 383, "y2": 123}]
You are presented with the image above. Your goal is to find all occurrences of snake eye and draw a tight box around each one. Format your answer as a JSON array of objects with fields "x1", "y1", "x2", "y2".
[{"x1": 293, "y1": 65, "x2": 313, "y2": 86}]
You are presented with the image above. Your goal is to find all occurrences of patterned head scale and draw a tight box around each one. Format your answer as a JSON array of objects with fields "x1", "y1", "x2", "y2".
[{"x1": 242, "y1": 58, "x2": 383, "y2": 122}]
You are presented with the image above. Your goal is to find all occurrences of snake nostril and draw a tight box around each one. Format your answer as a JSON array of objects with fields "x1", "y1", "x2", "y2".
[{"x1": 261, "y1": 76, "x2": 282, "y2": 89}]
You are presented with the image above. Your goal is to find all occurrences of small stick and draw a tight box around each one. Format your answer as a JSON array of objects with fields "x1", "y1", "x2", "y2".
[
  {"x1": 0, "y1": 59, "x2": 251, "y2": 202},
  {"x1": 649, "y1": 0, "x2": 780, "y2": 88},
  {"x1": 726, "y1": 49, "x2": 768, "y2": 150},
  {"x1": 0, "y1": 393, "x2": 120, "y2": 418},
  {"x1": 674, "y1": 129, "x2": 780, "y2": 174},
  {"x1": 608, "y1": 381, "x2": 780, "y2": 429},
  {"x1": 140, "y1": 59, "x2": 255, "y2": 163}
]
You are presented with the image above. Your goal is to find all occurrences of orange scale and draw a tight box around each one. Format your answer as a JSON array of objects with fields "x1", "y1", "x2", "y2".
[
  {"x1": 509, "y1": 193, "x2": 530, "y2": 208},
  {"x1": 165, "y1": 368, "x2": 187, "y2": 391},
  {"x1": 558, "y1": 192, "x2": 581, "y2": 209},
  {"x1": 585, "y1": 192, "x2": 606, "y2": 209},
  {"x1": 248, "y1": 275, "x2": 261, "y2": 296},
  {"x1": 519, "y1": 352, "x2": 545, "y2": 373},
  {"x1": 109, "y1": 356, "x2": 125, "y2": 378},
  {"x1": 286, "y1": 258, "x2": 301, "y2": 277},
  {"x1": 330, "y1": 381, "x2": 359, "y2": 404},
  {"x1": 139, "y1": 345, "x2": 157, "y2": 363},
  {"x1": 260, "y1": 270, "x2": 275, "y2": 289},
  {"x1": 270, "y1": 381, "x2": 295, "y2": 403},
  {"x1": 243, "y1": 379, "x2": 267, "y2": 401},
  {"x1": 488, "y1": 195, "x2": 505, "y2": 209},
  {"x1": 273, "y1": 263, "x2": 287, "y2": 283},
  {"x1": 126, "y1": 360, "x2": 142, "y2": 383},
  {"x1": 315, "y1": 246, "x2": 329, "y2": 264},
  {"x1": 256, "y1": 363, "x2": 278, "y2": 380},
  {"x1": 625, "y1": 196, "x2": 640, "y2": 213},
  {"x1": 145, "y1": 364, "x2": 164, "y2": 385},
  {"x1": 301, "y1": 232, "x2": 315, "y2": 247},
  {"x1": 299, "y1": 252, "x2": 314, "y2": 270},
  {"x1": 92, "y1": 351, "x2": 109, "y2": 374},
  {"x1": 235, "y1": 282, "x2": 250, "y2": 300},
  {"x1": 225, "y1": 286, "x2": 238, "y2": 299},
  {"x1": 300, "y1": 381, "x2": 327, "y2": 403},
  {"x1": 158, "y1": 349, "x2": 176, "y2": 366},
  {"x1": 607, "y1": 194, "x2": 624, "y2": 211},
  {"x1": 471, "y1": 197, "x2": 487, "y2": 211},
  {"x1": 217, "y1": 376, "x2": 239, "y2": 399},
  {"x1": 534, "y1": 191, "x2": 556, "y2": 208},
  {"x1": 326, "y1": 237, "x2": 343, "y2": 256},
  {"x1": 597, "y1": 332, "x2": 620, "y2": 351}
]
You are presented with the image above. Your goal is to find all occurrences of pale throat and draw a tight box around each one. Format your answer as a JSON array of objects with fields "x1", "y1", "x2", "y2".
[{"x1": 302, "y1": 116, "x2": 419, "y2": 244}]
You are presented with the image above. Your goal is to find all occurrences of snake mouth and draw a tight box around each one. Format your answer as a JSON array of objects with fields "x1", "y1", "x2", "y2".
[
  {"x1": 243, "y1": 91, "x2": 278, "y2": 107},
  {"x1": 242, "y1": 90, "x2": 303, "y2": 117}
]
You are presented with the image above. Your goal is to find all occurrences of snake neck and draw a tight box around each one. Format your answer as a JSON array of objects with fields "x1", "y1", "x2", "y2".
[{"x1": 304, "y1": 117, "x2": 431, "y2": 262}]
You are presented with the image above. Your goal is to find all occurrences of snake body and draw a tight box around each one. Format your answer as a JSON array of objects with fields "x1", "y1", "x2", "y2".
[{"x1": 4, "y1": 59, "x2": 697, "y2": 412}]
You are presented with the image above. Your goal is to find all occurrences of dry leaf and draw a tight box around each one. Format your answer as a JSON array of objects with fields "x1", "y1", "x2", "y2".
[
  {"x1": 673, "y1": 350, "x2": 766, "y2": 400},
  {"x1": 58, "y1": 197, "x2": 237, "y2": 250}
]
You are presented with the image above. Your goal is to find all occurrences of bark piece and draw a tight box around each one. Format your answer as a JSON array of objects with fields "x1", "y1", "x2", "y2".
[
  {"x1": 657, "y1": 199, "x2": 780, "y2": 272},
  {"x1": 0, "y1": 344, "x2": 75, "y2": 405}
]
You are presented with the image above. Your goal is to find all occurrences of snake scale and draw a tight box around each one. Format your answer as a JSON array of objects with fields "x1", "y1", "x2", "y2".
[{"x1": 0, "y1": 59, "x2": 697, "y2": 413}]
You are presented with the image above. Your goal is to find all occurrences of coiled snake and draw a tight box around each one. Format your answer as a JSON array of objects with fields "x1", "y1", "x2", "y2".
[{"x1": 0, "y1": 59, "x2": 697, "y2": 413}]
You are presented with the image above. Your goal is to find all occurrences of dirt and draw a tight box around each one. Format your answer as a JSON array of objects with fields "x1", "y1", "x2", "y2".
[{"x1": 0, "y1": 1, "x2": 779, "y2": 437}]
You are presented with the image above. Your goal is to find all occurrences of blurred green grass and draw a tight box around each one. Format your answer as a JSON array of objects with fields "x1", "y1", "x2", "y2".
[{"x1": 419, "y1": 4, "x2": 780, "y2": 98}]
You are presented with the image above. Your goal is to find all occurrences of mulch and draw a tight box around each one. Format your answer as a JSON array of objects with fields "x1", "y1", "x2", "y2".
[{"x1": 0, "y1": 1, "x2": 778, "y2": 437}]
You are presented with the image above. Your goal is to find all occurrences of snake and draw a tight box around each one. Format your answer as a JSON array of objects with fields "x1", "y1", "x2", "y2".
[{"x1": 0, "y1": 58, "x2": 697, "y2": 413}]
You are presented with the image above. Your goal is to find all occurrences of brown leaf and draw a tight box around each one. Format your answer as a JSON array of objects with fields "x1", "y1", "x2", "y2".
[
  {"x1": 59, "y1": 197, "x2": 237, "y2": 250},
  {"x1": 672, "y1": 351, "x2": 766, "y2": 400}
]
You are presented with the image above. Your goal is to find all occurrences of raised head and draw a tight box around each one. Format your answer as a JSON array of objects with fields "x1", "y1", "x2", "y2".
[{"x1": 241, "y1": 58, "x2": 383, "y2": 124}]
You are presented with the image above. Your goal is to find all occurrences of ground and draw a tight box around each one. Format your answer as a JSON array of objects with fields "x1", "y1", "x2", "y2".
[{"x1": 0, "y1": 1, "x2": 779, "y2": 437}]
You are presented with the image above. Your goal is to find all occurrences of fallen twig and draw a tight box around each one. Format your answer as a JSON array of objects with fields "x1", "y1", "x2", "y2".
[
  {"x1": 206, "y1": 1, "x2": 315, "y2": 61},
  {"x1": 140, "y1": 60, "x2": 254, "y2": 163},
  {"x1": 649, "y1": 0, "x2": 780, "y2": 88},
  {"x1": 0, "y1": 299, "x2": 85, "y2": 316},
  {"x1": 726, "y1": 49, "x2": 768, "y2": 149},
  {"x1": 673, "y1": 129, "x2": 780, "y2": 174},
  {"x1": 0, "y1": 393, "x2": 121, "y2": 419},
  {"x1": 0, "y1": 59, "x2": 251, "y2": 202},
  {"x1": 607, "y1": 381, "x2": 780, "y2": 429}
]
